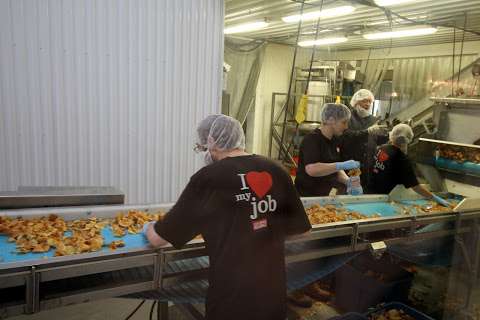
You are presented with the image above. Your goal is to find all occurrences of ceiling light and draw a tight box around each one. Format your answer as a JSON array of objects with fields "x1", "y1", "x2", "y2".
[
  {"x1": 374, "y1": 0, "x2": 416, "y2": 6},
  {"x1": 368, "y1": 20, "x2": 390, "y2": 26},
  {"x1": 302, "y1": 29, "x2": 332, "y2": 35},
  {"x1": 282, "y1": 6, "x2": 355, "y2": 23},
  {"x1": 224, "y1": 21, "x2": 269, "y2": 34},
  {"x1": 298, "y1": 37, "x2": 348, "y2": 47},
  {"x1": 363, "y1": 27, "x2": 437, "y2": 40}
]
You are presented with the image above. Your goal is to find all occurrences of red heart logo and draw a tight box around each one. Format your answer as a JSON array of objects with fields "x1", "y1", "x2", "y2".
[
  {"x1": 246, "y1": 171, "x2": 273, "y2": 199},
  {"x1": 378, "y1": 150, "x2": 389, "y2": 162}
]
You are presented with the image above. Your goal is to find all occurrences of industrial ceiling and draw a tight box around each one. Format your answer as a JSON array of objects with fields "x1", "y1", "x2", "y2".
[{"x1": 224, "y1": 0, "x2": 480, "y2": 50}]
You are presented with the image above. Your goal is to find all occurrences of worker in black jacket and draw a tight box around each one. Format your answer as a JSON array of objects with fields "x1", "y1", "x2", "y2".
[{"x1": 341, "y1": 89, "x2": 388, "y2": 192}]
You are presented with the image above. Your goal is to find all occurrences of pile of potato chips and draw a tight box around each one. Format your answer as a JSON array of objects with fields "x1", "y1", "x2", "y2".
[
  {"x1": 369, "y1": 308, "x2": 415, "y2": 320},
  {"x1": 306, "y1": 204, "x2": 379, "y2": 225},
  {"x1": 0, "y1": 214, "x2": 67, "y2": 254},
  {"x1": 111, "y1": 210, "x2": 163, "y2": 237},
  {"x1": 438, "y1": 144, "x2": 480, "y2": 163},
  {"x1": 0, "y1": 210, "x2": 164, "y2": 256},
  {"x1": 412, "y1": 200, "x2": 455, "y2": 214}
]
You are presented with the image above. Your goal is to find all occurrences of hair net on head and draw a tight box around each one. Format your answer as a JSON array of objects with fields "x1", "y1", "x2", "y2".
[
  {"x1": 197, "y1": 115, "x2": 222, "y2": 146},
  {"x1": 350, "y1": 89, "x2": 374, "y2": 108},
  {"x1": 321, "y1": 103, "x2": 351, "y2": 123},
  {"x1": 389, "y1": 123, "x2": 414, "y2": 145},
  {"x1": 197, "y1": 114, "x2": 245, "y2": 151}
]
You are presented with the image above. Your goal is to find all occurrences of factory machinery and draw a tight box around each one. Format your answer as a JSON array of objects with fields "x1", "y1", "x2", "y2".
[
  {"x1": 1, "y1": 193, "x2": 480, "y2": 320},
  {"x1": 412, "y1": 97, "x2": 480, "y2": 198}
]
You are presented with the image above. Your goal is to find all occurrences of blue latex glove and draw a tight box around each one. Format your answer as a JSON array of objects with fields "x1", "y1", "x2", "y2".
[
  {"x1": 335, "y1": 160, "x2": 360, "y2": 171},
  {"x1": 142, "y1": 221, "x2": 155, "y2": 237},
  {"x1": 432, "y1": 194, "x2": 450, "y2": 207}
]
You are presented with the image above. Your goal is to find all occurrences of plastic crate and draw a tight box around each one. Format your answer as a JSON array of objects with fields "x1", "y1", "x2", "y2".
[
  {"x1": 334, "y1": 253, "x2": 413, "y2": 312},
  {"x1": 329, "y1": 312, "x2": 368, "y2": 320},
  {"x1": 365, "y1": 302, "x2": 434, "y2": 320}
]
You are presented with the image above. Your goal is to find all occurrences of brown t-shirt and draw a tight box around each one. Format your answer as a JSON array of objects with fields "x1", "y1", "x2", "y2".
[{"x1": 154, "y1": 155, "x2": 311, "y2": 320}]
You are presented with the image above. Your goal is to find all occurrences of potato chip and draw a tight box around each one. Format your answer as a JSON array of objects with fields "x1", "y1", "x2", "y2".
[
  {"x1": 306, "y1": 204, "x2": 369, "y2": 224},
  {"x1": 109, "y1": 240, "x2": 125, "y2": 250},
  {"x1": 347, "y1": 168, "x2": 362, "y2": 177}
]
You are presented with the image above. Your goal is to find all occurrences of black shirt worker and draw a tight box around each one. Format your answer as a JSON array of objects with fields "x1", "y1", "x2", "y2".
[
  {"x1": 341, "y1": 89, "x2": 388, "y2": 191},
  {"x1": 369, "y1": 123, "x2": 450, "y2": 207},
  {"x1": 144, "y1": 114, "x2": 311, "y2": 320},
  {"x1": 295, "y1": 103, "x2": 363, "y2": 197}
]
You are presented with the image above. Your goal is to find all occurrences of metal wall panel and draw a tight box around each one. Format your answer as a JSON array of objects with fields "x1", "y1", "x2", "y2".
[{"x1": 0, "y1": 0, "x2": 224, "y2": 203}]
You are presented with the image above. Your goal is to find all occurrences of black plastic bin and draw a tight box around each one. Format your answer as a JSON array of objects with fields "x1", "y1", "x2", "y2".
[
  {"x1": 329, "y1": 312, "x2": 368, "y2": 320},
  {"x1": 365, "y1": 302, "x2": 434, "y2": 320},
  {"x1": 335, "y1": 253, "x2": 413, "y2": 313}
]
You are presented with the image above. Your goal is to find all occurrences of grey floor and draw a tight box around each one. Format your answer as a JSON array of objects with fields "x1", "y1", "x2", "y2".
[
  {"x1": 7, "y1": 298, "x2": 340, "y2": 320},
  {"x1": 8, "y1": 299, "x2": 186, "y2": 320}
]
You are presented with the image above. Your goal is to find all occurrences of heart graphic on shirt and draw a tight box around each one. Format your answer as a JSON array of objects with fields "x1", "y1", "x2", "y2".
[
  {"x1": 378, "y1": 150, "x2": 389, "y2": 162},
  {"x1": 246, "y1": 171, "x2": 273, "y2": 199}
]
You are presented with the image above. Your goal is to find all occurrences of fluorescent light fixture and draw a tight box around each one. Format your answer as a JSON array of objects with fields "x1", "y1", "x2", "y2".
[
  {"x1": 374, "y1": 0, "x2": 416, "y2": 6},
  {"x1": 224, "y1": 21, "x2": 269, "y2": 34},
  {"x1": 298, "y1": 37, "x2": 348, "y2": 47},
  {"x1": 363, "y1": 27, "x2": 437, "y2": 40},
  {"x1": 302, "y1": 29, "x2": 332, "y2": 35},
  {"x1": 368, "y1": 20, "x2": 390, "y2": 26},
  {"x1": 282, "y1": 6, "x2": 355, "y2": 23}
]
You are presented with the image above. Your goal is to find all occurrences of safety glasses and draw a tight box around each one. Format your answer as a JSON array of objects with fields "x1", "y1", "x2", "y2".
[{"x1": 193, "y1": 143, "x2": 207, "y2": 153}]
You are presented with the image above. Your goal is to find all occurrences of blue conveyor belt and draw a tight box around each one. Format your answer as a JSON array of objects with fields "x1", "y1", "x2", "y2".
[
  {"x1": 343, "y1": 202, "x2": 398, "y2": 217},
  {"x1": 0, "y1": 197, "x2": 459, "y2": 265},
  {"x1": 435, "y1": 157, "x2": 480, "y2": 176},
  {"x1": 0, "y1": 227, "x2": 148, "y2": 264}
]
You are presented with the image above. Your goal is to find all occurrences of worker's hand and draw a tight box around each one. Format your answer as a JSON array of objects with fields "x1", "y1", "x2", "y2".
[
  {"x1": 367, "y1": 124, "x2": 388, "y2": 136},
  {"x1": 335, "y1": 160, "x2": 360, "y2": 171},
  {"x1": 432, "y1": 194, "x2": 450, "y2": 207},
  {"x1": 142, "y1": 221, "x2": 155, "y2": 237}
]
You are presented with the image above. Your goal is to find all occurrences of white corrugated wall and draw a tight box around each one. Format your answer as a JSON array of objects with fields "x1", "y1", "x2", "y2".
[{"x1": 0, "y1": 0, "x2": 224, "y2": 204}]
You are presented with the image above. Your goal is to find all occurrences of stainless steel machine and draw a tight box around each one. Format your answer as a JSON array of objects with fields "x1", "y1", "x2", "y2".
[
  {"x1": 413, "y1": 98, "x2": 480, "y2": 198},
  {"x1": 0, "y1": 186, "x2": 124, "y2": 209}
]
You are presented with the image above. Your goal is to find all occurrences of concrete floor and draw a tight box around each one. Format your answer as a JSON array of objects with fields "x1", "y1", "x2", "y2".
[
  {"x1": 8, "y1": 299, "x2": 185, "y2": 320},
  {"x1": 7, "y1": 299, "x2": 339, "y2": 320}
]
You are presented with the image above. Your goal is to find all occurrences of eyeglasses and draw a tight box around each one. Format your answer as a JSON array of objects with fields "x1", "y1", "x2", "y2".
[{"x1": 193, "y1": 143, "x2": 207, "y2": 153}]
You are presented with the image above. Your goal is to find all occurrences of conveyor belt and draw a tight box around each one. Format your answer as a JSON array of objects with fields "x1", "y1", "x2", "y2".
[
  {"x1": 0, "y1": 228, "x2": 148, "y2": 265},
  {"x1": 435, "y1": 157, "x2": 480, "y2": 176},
  {"x1": 0, "y1": 197, "x2": 457, "y2": 266},
  {"x1": 0, "y1": 195, "x2": 478, "y2": 319}
]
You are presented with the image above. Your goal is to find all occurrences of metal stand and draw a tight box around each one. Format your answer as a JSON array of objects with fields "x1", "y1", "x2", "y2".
[
  {"x1": 269, "y1": 92, "x2": 336, "y2": 165},
  {"x1": 157, "y1": 302, "x2": 169, "y2": 320}
]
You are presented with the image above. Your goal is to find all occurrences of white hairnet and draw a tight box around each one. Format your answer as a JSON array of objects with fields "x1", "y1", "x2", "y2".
[
  {"x1": 197, "y1": 114, "x2": 245, "y2": 151},
  {"x1": 321, "y1": 103, "x2": 351, "y2": 123},
  {"x1": 389, "y1": 123, "x2": 414, "y2": 145},
  {"x1": 350, "y1": 89, "x2": 374, "y2": 108}
]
